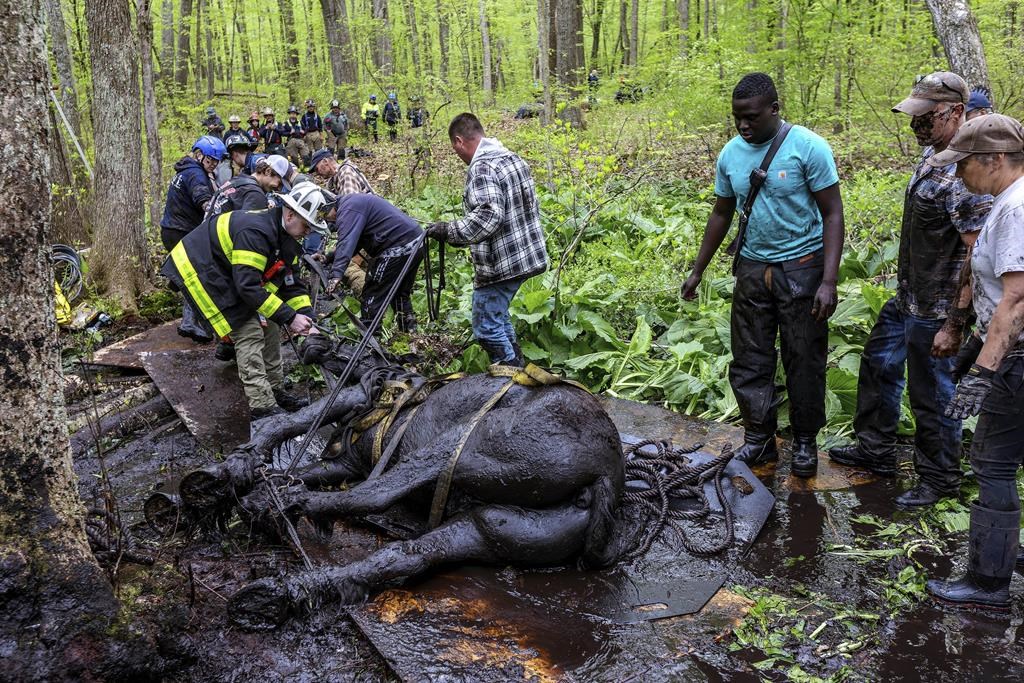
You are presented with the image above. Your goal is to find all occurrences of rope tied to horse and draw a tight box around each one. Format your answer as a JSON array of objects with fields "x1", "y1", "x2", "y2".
[{"x1": 620, "y1": 440, "x2": 736, "y2": 561}]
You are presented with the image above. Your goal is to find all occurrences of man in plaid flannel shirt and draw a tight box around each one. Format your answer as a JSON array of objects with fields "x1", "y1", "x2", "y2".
[
  {"x1": 427, "y1": 113, "x2": 549, "y2": 365},
  {"x1": 829, "y1": 72, "x2": 992, "y2": 508}
]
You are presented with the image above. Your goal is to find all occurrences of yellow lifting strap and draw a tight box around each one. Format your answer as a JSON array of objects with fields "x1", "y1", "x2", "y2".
[
  {"x1": 487, "y1": 362, "x2": 591, "y2": 392},
  {"x1": 427, "y1": 364, "x2": 588, "y2": 528}
]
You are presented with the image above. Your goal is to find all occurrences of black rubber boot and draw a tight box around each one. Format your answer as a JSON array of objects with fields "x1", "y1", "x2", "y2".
[
  {"x1": 827, "y1": 444, "x2": 896, "y2": 477},
  {"x1": 791, "y1": 433, "x2": 819, "y2": 478},
  {"x1": 926, "y1": 504, "x2": 1018, "y2": 610},
  {"x1": 178, "y1": 299, "x2": 213, "y2": 343},
  {"x1": 1017, "y1": 550, "x2": 1024, "y2": 572},
  {"x1": 894, "y1": 483, "x2": 941, "y2": 509},
  {"x1": 733, "y1": 429, "x2": 778, "y2": 467},
  {"x1": 214, "y1": 340, "x2": 236, "y2": 361}
]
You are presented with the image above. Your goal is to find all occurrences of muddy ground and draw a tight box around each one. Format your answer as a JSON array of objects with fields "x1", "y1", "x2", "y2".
[{"x1": 68, "y1": 350, "x2": 1023, "y2": 682}]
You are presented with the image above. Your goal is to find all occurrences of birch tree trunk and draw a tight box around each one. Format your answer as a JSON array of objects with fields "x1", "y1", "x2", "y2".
[
  {"x1": 139, "y1": 0, "x2": 164, "y2": 231},
  {"x1": 0, "y1": 1, "x2": 119, "y2": 678},
  {"x1": 924, "y1": 0, "x2": 990, "y2": 91},
  {"x1": 86, "y1": 0, "x2": 149, "y2": 311},
  {"x1": 480, "y1": 0, "x2": 493, "y2": 104},
  {"x1": 44, "y1": 0, "x2": 81, "y2": 136},
  {"x1": 538, "y1": 0, "x2": 552, "y2": 122}
]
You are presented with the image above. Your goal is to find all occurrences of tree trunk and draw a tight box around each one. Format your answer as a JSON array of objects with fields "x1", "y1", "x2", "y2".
[
  {"x1": 175, "y1": 0, "x2": 193, "y2": 86},
  {"x1": 629, "y1": 0, "x2": 638, "y2": 65},
  {"x1": 371, "y1": 0, "x2": 393, "y2": 77},
  {"x1": 480, "y1": 0, "x2": 493, "y2": 104},
  {"x1": 539, "y1": 0, "x2": 552, "y2": 122},
  {"x1": 160, "y1": 0, "x2": 175, "y2": 76},
  {"x1": 321, "y1": 0, "x2": 343, "y2": 86},
  {"x1": 617, "y1": 0, "x2": 629, "y2": 65},
  {"x1": 235, "y1": 0, "x2": 253, "y2": 82},
  {"x1": 0, "y1": 1, "x2": 119, "y2": 678},
  {"x1": 336, "y1": 0, "x2": 357, "y2": 84},
  {"x1": 437, "y1": 0, "x2": 449, "y2": 81},
  {"x1": 775, "y1": 0, "x2": 787, "y2": 96},
  {"x1": 555, "y1": 0, "x2": 584, "y2": 128},
  {"x1": 590, "y1": 0, "x2": 605, "y2": 62},
  {"x1": 403, "y1": 0, "x2": 421, "y2": 80},
  {"x1": 86, "y1": 0, "x2": 149, "y2": 311},
  {"x1": 924, "y1": 0, "x2": 990, "y2": 91},
  {"x1": 139, "y1": 0, "x2": 164, "y2": 232},
  {"x1": 279, "y1": 0, "x2": 300, "y2": 102},
  {"x1": 205, "y1": 5, "x2": 214, "y2": 98},
  {"x1": 677, "y1": 0, "x2": 689, "y2": 54},
  {"x1": 44, "y1": 0, "x2": 81, "y2": 136}
]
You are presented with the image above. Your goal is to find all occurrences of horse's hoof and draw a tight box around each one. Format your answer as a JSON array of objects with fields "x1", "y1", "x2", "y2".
[{"x1": 228, "y1": 577, "x2": 293, "y2": 631}]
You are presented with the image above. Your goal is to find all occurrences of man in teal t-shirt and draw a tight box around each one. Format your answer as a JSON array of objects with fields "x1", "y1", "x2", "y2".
[{"x1": 681, "y1": 72, "x2": 845, "y2": 478}]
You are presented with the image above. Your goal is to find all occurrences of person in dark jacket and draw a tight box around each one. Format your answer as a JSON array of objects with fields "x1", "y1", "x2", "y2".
[
  {"x1": 160, "y1": 182, "x2": 331, "y2": 419},
  {"x1": 201, "y1": 106, "x2": 224, "y2": 138},
  {"x1": 302, "y1": 98, "x2": 323, "y2": 152},
  {"x1": 325, "y1": 193, "x2": 423, "y2": 332},
  {"x1": 160, "y1": 135, "x2": 226, "y2": 251},
  {"x1": 324, "y1": 100, "x2": 349, "y2": 157},
  {"x1": 206, "y1": 155, "x2": 289, "y2": 220},
  {"x1": 283, "y1": 106, "x2": 307, "y2": 165},
  {"x1": 260, "y1": 108, "x2": 285, "y2": 155},
  {"x1": 160, "y1": 135, "x2": 227, "y2": 342},
  {"x1": 383, "y1": 93, "x2": 401, "y2": 142},
  {"x1": 246, "y1": 111, "x2": 262, "y2": 145},
  {"x1": 225, "y1": 133, "x2": 257, "y2": 176}
]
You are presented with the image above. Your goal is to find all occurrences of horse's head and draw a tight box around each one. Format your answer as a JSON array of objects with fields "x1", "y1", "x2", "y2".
[{"x1": 300, "y1": 335, "x2": 395, "y2": 383}]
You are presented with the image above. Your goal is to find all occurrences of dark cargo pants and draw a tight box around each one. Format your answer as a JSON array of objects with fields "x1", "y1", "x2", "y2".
[
  {"x1": 852, "y1": 298, "x2": 962, "y2": 493},
  {"x1": 730, "y1": 252, "x2": 828, "y2": 437}
]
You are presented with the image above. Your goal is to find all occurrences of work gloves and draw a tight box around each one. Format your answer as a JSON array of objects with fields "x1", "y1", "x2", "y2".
[
  {"x1": 945, "y1": 363, "x2": 994, "y2": 419},
  {"x1": 425, "y1": 222, "x2": 448, "y2": 242},
  {"x1": 951, "y1": 333, "x2": 984, "y2": 382}
]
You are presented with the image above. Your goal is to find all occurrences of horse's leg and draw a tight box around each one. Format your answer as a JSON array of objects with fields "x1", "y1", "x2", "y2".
[{"x1": 228, "y1": 501, "x2": 593, "y2": 630}]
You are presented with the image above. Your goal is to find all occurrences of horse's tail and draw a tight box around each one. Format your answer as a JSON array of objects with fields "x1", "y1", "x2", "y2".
[{"x1": 581, "y1": 475, "x2": 620, "y2": 568}]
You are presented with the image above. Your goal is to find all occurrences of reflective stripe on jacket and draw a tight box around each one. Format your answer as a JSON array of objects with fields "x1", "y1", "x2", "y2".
[{"x1": 160, "y1": 207, "x2": 312, "y2": 336}]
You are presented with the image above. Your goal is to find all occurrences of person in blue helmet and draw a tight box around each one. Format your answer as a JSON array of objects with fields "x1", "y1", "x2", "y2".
[
  {"x1": 383, "y1": 92, "x2": 401, "y2": 142},
  {"x1": 160, "y1": 134, "x2": 227, "y2": 342}
]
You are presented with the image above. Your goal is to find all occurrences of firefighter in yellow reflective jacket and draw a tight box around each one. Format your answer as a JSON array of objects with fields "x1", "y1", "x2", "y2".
[{"x1": 161, "y1": 182, "x2": 332, "y2": 420}]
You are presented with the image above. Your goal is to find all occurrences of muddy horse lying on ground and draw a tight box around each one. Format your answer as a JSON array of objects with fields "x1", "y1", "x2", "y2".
[{"x1": 156, "y1": 337, "x2": 734, "y2": 629}]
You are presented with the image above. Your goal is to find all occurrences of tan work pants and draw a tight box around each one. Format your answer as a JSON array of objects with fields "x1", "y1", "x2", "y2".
[{"x1": 233, "y1": 316, "x2": 283, "y2": 411}]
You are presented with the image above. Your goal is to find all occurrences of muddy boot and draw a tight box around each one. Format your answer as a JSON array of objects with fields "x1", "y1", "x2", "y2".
[
  {"x1": 1017, "y1": 550, "x2": 1024, "y2": 572},
  {"x1": 827, "y1": 444, "x2": 896, "y2": 477},
  {"x1": 733, "y1": 428, "x2": 778, "y2": 467},
  {"x1": 926, "y1": 504, "x2": 1017, "y2": 610},
  {"x1": 511, "y1": 341, "x2": 525, "y2": 367},
  {"x1": 178, "y1": 299, "x2": 213, "y2": 343},
  {"x1": 791, "y1": 433, "x2": 818, "y2": 478},
  {"x1": 894, "y1": 483, "x2": 941, "y2": 509},
  {"x1": 214, "y1": 339, "x2": 236, "y2": 361}
]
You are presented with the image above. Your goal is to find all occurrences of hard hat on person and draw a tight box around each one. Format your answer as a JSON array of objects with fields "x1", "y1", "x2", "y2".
[
  {"x1": 263, "y1": 107, "x2": 275, "y2": 116},
  {"x1": 330, "y1": 99, "x2": 340, "y2": 108},
  {"x1": 288, "y1": 105, "x2": 299, "y2": 114},
  {"x1": 193, "y1": 135, "x2": 227, "y2": 160},
  {"x1": 388, "y1": 93, "x2": 396, "y2": 101},
  {"x1": 264, "y1": 154, "x2": 291, "y2": 178},
  {"x1": 279, "y1": 181, "x2": 329, "y2": 233},
  {"x1": 224, "y1": 133, "x2": 252, "y2": 151},
  {"x1": 228, "y1": 114, "x2": 241, "y2": 123},
  {"x1": 249, "y1": 111, "x2": 260, "y2": 122},
  {"x1": 205, "y1": 106, "x2": 216, "y2": 116},
  {"x1": 369, "y1": 95, "x2": 377, "y2": 101},
  {"x1": 305, "y1": 98, "x2": 316, "y2": 108}
]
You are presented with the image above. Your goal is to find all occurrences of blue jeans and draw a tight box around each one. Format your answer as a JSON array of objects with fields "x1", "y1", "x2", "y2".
[
  {"x1": 853, "y1": 298, "x2": 962, "y2": 493},
  {"x1": 472, "y1": 278, "x2": 525, "y2": 363}
]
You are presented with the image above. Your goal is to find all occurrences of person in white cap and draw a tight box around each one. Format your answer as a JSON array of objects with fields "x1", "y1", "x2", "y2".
[
  {"x1": 924, "y1": 113, "x2": 1024, "y2": 610},
  {"x1": 206, "y1": 154, "x2": 290, "y2": 221},
  {"x1": 160, "y1": 182, "x2": 330, "y2": 420}
]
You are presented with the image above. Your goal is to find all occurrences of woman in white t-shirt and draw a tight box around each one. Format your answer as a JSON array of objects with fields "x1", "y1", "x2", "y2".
[{"x1": 923, "y1": 113, "x2": 1024, "y2": 611}]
